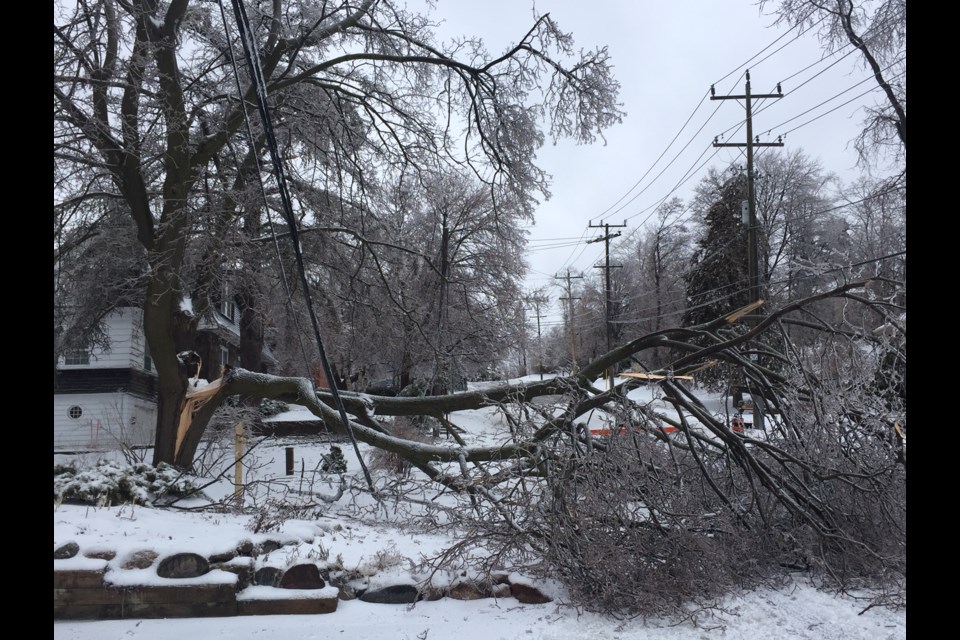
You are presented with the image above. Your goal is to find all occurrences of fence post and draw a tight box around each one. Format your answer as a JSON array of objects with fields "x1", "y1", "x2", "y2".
[{"x1": 234, "y1": 421, "x2": 245, "y2": 506}]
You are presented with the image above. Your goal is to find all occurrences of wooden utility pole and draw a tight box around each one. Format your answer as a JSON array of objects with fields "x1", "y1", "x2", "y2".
[
  {"x1": 711, "y1": 70, "x2": 783, "y2": 307},
  {"x1": 588, "y1": 222, "x2": 626, "y2": 390},
  {"x1": 516, "y1": 302, "x2": 528, "y2": 377},
  {"x1": 556, "y1": 270, "x2": 583, "y2": 373},
  {"x1": 526, "y1": 295, "x2": 548, "y2": 381},
  {"x1": 433, "y1": 218, "x2": 451, "y2": 394},
  {"x1": 711, "y1": 70, "x2": 783, "y2": 431},
  {"x1": 234, "y1": 421, "x2": 246, "y2": 506}
]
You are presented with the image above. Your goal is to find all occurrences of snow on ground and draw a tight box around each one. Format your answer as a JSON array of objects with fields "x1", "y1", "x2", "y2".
[
  {"x1": 53, "y1": 568, "x2": 906, "y2": 640},
  {"x1": 53, "y1": 577, "x2": 907, "y2": 640},
  {"x1": 54, "y1": 375, "x2": 905, "y2": 639}
]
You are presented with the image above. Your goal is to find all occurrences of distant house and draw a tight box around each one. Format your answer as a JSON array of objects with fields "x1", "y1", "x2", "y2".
[
  {"x1": 194, "y1": 297, "x2": 248, "y2": 382},
  {"x1": 53, "y1": 302, "x2": 275, "y2": 452}
]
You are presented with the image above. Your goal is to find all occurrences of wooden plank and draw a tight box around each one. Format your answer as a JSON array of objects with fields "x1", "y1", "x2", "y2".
[
  {"x1": 120, "y1": 601, "x2": 238, "y2": 618},
  {"x1": 54, "y1": 604, "x2": 124, "y2": 620},
  {"x1": 589, "y1": 426, "x2": 678, "y2": 436},
  {"x1": 686, "y1": 359, "x2": 719, "y2": 375},
  {"x1": 53, "y1": 570, "x2": 105, "y2": 589},
  {"x1": 55, "y1": 601, "x2": 238, "y2": 620},
  {"x1": 238, "y1": 597, "x2": 338, "y2": 616},
  {"x1": 54, "y1": 587, "x2": 124, "y2": 606},
  {"x1": 122, "y1": 583, "x2": 237, "y2": 605}
]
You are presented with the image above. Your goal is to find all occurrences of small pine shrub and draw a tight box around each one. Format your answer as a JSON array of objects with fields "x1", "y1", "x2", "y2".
[
  {"x1": 54, "y1": 463, "x2": 77, "y2": 476},
  {"x1": 53, "y1": 460, "x2": 202, "y2": 506},
  {"x1": 320, "y1": 445, "x2": 348, "y2": 474},
  {"x1": 259, "y1": 398, "x2": 290, "y2": 417}
]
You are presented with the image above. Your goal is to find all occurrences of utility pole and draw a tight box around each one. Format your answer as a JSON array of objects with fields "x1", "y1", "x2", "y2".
[
  {"x1": 430, "y1": 217, "x2": 451, "y2": 396},
  {"x1": 588, "y1": 221, "x2": 626, "y2": 391},
  {"x1": 526, "y1": 295, "x2": 548, "y2": 381},
  {"x1": 711, "y1": 70, "x2": 783, "y2": 431},
  {"x1": 556, "y1": 270, "x2": 583, "y2": 374},
  {"x1": 711, "y1": 70, "x2": 783, "y2": 307},
  {"x1": 516, "y1": 301, "x2": 528, "y2": 377}
]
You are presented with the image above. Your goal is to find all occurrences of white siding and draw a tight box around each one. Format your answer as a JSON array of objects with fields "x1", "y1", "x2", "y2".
[
  {"x1": 58, "y1": 307, "x2": 154, "y2": 371},
  {"x1": 128, "y1": 307, "x2": 153, "y2": 373},
  {"x1": 54, "y1": 393, "x2": 156, "y2": 451}
]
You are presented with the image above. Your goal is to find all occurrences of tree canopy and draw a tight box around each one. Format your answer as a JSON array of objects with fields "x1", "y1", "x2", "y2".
[{"x1": 54, "y1": 0, "x2": 624, "y2": 466}]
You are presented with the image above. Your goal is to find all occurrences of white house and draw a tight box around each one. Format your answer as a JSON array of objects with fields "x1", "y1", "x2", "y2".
[
  {"x1": 54, "y1": 307, "x2": 158, "y2": 451},
  {"x1": 55, "y1": 300, "x2": 277, "y2": 452}
]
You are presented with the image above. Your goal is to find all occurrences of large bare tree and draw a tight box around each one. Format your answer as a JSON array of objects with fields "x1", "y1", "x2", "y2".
[{"x1": 54, "y1": 0, "x2": 623, "y2": 467}]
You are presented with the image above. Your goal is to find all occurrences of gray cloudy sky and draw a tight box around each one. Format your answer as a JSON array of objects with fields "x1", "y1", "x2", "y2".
[{"x1": 417, "y1": 1, "x2": 897, "y2": 324}]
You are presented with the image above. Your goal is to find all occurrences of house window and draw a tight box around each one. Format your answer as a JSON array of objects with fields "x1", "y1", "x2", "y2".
[
  {"x1": 220, "y1": 346, "x2": 230, "y2": 368},
  {"x1": 143, "y1": 345, "x2": 153, "y2": 372},
  {"x1": 64, "y1": 349, "x2": 90, "y2": 365},
  {"x1": 68, "y1": 405, "x2": 83, "y2": 420},
  {"x1": 220, "y1": 300, "x2": 236, "y2": 323}
]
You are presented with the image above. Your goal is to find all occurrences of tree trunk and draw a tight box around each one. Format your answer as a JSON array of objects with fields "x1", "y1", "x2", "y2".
[
  {"x1": 238, "y1": 286, "x2": 264, "y2": 376},
  {"x1": 145, "y1": 275, "x2": 201, "y2": 466}
]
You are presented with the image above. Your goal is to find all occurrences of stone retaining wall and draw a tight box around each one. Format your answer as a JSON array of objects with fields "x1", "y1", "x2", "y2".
[{"x1": 54, "y1": 549, "x2": 553, "y2": 620}]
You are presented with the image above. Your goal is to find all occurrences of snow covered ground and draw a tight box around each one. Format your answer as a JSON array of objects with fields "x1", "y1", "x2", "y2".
[
  {"x1": 53, "y1": 585, "x2": 906, "y2": 640},
  {"x1": 54, "y1": 377, "x2": 906, "y2": 639}
]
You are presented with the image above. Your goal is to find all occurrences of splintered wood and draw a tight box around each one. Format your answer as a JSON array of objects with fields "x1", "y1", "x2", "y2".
[
  {"x1": 174, "y1": 377, "x2": 225, "y2": 459},
  {"x1": 620, "y1": 373, "x2": 694, "y2": 381}
]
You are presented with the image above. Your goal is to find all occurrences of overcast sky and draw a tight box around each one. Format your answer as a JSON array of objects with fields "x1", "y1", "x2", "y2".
[{"x1": 414, "y1": 1, "x2": 897, "y2": 326}]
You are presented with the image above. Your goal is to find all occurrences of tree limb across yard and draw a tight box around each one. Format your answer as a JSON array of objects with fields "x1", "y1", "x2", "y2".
[{"x1": 177, "y1": 280, "x2": 898, "y2": 486}]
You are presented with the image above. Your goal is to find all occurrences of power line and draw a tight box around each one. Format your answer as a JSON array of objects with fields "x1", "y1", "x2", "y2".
[
  {"x1": 780, "y1": 78, "x2": 902, "y2": 139},
  {"x1": 216, "y1": 0, "x2": 314, "y2": 379},
  {"x1": 598, "y1": 100, "x2": 726, "y2": 223},
  {"x1": 544, "y1": 22, "x2": 818, "y2": 268},
  {"x1": 587, "y1": 187, "x2": 906, "y2": 317},
  {"x1": 614, "y1": 62, "x2": 899, "y2": 236},
  {"x1": 609, "y1": 250, "x2": 905, "y2": 326},
  {"x1": 536, "y1": 12, "x2": 896, "y2": 285},
  {"x1": 554, "y1": 226, "x2": 592, "y2": 277},
  {"x1": 761, "y1": 63, "x2": 905, "y2": 136},
  {"x1": 730, "y1": 11, "x2": 831, "y2": 78},
  {"x1": 227, "y1": 0, "x2": 376, "y2": 495},
  {"x1": 595, "y1": 89, "x2": 711, "y2": 222},
  {"x1": 710, "y1": 9, "x2": 825, "y2": 87},
  {"x1": 753, "y1": 44, "x2": 860, "y2": 119}
]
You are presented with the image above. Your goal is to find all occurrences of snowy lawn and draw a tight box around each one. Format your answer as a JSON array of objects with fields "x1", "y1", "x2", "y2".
[{"x1": 54, "y1": 377, "x2": 905, "y2": 639}]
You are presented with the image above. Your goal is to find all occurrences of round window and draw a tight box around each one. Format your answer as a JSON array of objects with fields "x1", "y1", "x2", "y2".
[{"x1": 68, "y1": 406, "x2": 83, "y2": 420}]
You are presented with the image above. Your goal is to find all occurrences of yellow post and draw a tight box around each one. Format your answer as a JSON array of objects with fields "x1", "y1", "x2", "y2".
[{"x1": 234, "y1": 421, "x2": 245, "y2": 506}]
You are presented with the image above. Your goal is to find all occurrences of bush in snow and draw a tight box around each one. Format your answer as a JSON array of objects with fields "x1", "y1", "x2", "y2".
[
  {"x1": 320, "y1": 445, "x2": 348, "y2": 474},
  {"x1": 259, "y1": 398, "x2": 290, "y2": 417},
  {"x1": 53, "y1": 460, "x2": 202, "y2": 506}
]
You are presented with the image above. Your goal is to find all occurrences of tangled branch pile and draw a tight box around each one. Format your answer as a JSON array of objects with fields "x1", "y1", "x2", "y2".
[{"x1": 200, "y1": 281, "x2": 906, "y2": 616}]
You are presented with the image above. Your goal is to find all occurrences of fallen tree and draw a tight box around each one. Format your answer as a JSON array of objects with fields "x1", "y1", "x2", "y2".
[{"x1": 173, "y1": 279, "x2": 906, "y2": 616}]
